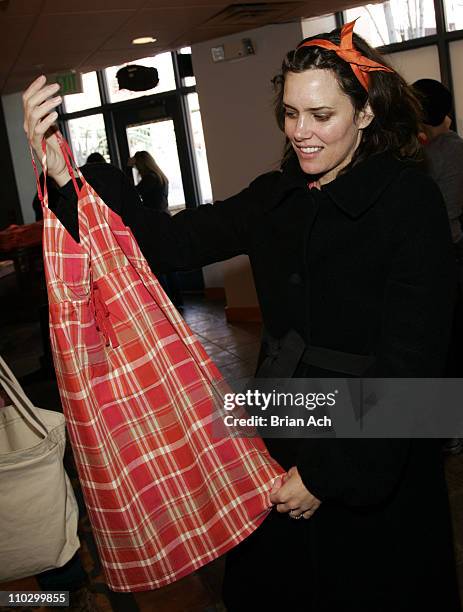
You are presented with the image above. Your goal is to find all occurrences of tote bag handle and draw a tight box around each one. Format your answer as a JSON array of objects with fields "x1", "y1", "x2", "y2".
[{"x1": 0, "y1": 355, "x2": 48, "y2": 438}]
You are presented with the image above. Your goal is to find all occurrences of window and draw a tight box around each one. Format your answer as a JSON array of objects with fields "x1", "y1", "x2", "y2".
[
  {"x1": 345, "y1": 0, "x2": 436, "y2": 46},
  {"x1": 178, "y1": 47, "x2": 196, "y2": 87},
  {"x1": 67, "y1": 114, "x2": 109, "y2": 167},
  {"x1": 187, "y1": 93, "x2": 212, "y2": 204},
  {"x1": 60, "y1": 51, "x2": 212, "y2": 210},
  {"x1": 104, "y1": 52, "x2": 176, "y2": 103},
  {"x1": 444, "y1": 0, "x2": 463, "y2": 31},
  {"x1": 63, "y1": 72, "x2": 101, "y2": 114}
]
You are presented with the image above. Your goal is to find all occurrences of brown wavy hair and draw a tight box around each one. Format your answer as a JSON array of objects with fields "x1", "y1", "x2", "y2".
[
  {"x1": 273, "y1": 27, "x2": 423, "y2": 170},
  {"x1": 133, "y1": 150, "x2": 169, "y2": 190}
]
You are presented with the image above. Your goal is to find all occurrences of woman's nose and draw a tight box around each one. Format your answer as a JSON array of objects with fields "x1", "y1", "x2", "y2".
[{"x1": 294, "y1": 116, "x2": 313, "y2": 141}]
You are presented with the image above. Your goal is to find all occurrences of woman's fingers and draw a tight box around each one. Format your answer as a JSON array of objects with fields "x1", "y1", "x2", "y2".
[
  {"x1": 22, "y1": 75, "x2": 47, "y2": 108},
  {"x1": 285, "y1": 503, "x2": 318, "y2": 519},
  {"x1": 34, "y1": 110, "x2": 58, "y2": 136},
  {"x1": 302, "y1": 508, "x2": 314, "y2": 519},
  {"x1": 22, "y1": 75, "x2": 70, "y2": 184},
  {"x1": 275, "y1": 496, "x2": 307, "y2": 512},
  {"x1": 275, "y1": 496, "x2": 321, "y2": 517},
  {"x1": 26, "y1": 95, "x2": 61, "y2": 142},
  {"x1": 23, "y1": 78, "x2": 60, "y2": 114},
  {"x1": 303, "y1": 500, "x2": 321, "y2": 519},
  {"x1": 270, "y1": 475, "x2": 284, "y2": 496},
  {"x1": 28, "y1": 101, "x2": 59, "y2": 138},
  {"x1": 23, "y1": 76, "x2": 61, "y2": 143}
]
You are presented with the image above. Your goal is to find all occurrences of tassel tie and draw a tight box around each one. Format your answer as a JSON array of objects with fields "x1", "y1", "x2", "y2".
[{"x1": 91, "y1": 282, "x2": 119, "y2": 348}]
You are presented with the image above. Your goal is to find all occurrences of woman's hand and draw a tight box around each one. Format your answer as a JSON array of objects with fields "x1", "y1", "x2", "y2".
[
  {"x1": 23, "y1": 75, "x2": 71, "y2": 187},
  {"x1": 270, "y1": 466, "x2": 321, "y2": 519}
]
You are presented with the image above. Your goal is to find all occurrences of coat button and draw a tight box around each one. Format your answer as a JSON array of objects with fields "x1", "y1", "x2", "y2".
[{"x1": 288, "y1": 272, "x2": 302, "y2": 285}]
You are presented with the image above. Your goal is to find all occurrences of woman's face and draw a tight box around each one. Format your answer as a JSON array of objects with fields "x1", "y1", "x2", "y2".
[{"x1": 283, "y1": 69, "x2": 373, "y2": 184}]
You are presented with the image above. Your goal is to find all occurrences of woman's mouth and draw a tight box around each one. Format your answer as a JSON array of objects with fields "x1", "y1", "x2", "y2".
[{"x1": 295, "y1": 145, "x2": 324, "y2": 157}]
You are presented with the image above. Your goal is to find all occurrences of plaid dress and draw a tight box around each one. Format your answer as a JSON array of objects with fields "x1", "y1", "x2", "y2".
[{"x1": 32, "y1": 135, "x2": 283, "y2": 592}]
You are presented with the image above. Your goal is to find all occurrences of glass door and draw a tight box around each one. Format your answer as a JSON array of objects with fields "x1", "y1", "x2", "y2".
[
  {"x1": 126, "y1": 118, "x2": 185, "y2": 209},
  {"x1": 113, "y1": 97, "x2": 204, "y2": 291},
  {"x1": 113, "y1": 95, "x2": 200, "y2": 212}
]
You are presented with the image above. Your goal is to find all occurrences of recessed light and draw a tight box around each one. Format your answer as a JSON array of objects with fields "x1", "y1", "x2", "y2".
[{"x1": 132, "y1": 36, "x2": 157, "y2": 45}]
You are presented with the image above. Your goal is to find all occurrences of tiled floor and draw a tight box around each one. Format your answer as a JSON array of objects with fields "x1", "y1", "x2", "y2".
[
  {"x1": 182, "y1": 298, "x2": 261, "y2": 386},
  {"x1": 1, "y1": 278, "x2": 462, "y2": 610}
]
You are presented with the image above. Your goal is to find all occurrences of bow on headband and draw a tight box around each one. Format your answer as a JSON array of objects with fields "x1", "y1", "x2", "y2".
[{"x1": 297, "y1": 20, "x2": 394, "y2": 91}]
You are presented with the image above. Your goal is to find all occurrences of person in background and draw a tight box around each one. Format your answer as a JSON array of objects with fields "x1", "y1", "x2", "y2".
[
  {"x1": 413, "y1": 79, "x2": 463, "y2": 245},
  {"x1": 128, "y1": 150, "x2": 169, "y2": 212},
  {"x1": 128, "y1": 150, "x2": 183, "y2": 308},
  {"x1": 86, "y1": 152, "x2": 107, "y2": 164},
  {"x1": 413, "y1": 78, "x2": 463, "y2": 454}
]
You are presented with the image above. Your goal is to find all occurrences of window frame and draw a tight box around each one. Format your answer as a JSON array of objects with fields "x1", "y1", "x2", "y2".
[
  {"x1": 339, "y1": 0, "x2": 463, "y2": 97},
  {"x1": 58, "y1": 50, "x2": 203, "y2": 209}
]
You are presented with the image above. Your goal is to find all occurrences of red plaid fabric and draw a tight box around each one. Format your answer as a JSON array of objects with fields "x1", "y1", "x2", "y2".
[{"x1": 31, "y1": 136, "x2": 283, "y2": 592}]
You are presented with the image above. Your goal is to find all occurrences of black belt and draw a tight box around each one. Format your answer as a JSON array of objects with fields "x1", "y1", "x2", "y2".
[{"x1": 257, "y1": 329, "x2": 375, "y2": 378}]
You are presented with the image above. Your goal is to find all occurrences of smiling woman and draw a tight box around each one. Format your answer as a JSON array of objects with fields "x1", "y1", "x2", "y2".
[
  {"x1": 23, "y1": 19, "x2": 461, "y2": 612},
  {"x1": 273, "y1": 21, "x2": 422, "y2": 174},
  {"x1": 282, "y1": 69, "x2": 373, "y2": 181}
]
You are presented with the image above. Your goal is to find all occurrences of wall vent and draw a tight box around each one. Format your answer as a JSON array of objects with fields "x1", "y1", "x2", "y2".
[{"x1": 203, "y1": 2, "x2": 304, "y2": 27}]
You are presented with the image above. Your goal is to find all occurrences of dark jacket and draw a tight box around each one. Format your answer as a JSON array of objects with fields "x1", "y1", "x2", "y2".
[
  {"x1": 55, "y1": 152, "x2": 460, "y2": 610},
  {"x1": 32, "y1": 172, "x2": 60, "y2": 221},
  {"x1": 136, "y1": 172, "x2": 169, "y2": 212}
]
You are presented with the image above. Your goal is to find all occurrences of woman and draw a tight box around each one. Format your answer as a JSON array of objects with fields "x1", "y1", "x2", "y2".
[
  {"x1": 128, "y1": 150, "x2": 182, "y2": 307},
  {"x1": 129, "y1": 149, "x2": 169, "y2": 212},
  {"x1": 23, "y1": 22, "x2": 460, "y2": 611}
]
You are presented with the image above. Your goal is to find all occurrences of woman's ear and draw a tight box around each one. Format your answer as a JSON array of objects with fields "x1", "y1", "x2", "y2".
[{"x1": 356, "y1": 102, "x2": 375, "y2": 129}]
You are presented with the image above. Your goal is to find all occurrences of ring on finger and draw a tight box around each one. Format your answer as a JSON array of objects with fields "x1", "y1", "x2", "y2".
[{"x1": 289, "y1": 509, "x2": 303, "y2": 520}]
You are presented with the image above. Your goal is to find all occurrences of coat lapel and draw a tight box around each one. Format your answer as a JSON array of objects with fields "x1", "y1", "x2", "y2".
[
  {"x1": 279, "y1": 151, "x2": 413, "y2": 219},
  {"x1": 322, "y1": 152, "x2": 412, "y2": 218}
]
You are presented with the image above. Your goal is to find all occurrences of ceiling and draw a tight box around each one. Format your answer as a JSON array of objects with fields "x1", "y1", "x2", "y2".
[{"x1": 0, "y1": 0, "x2": 366, "y2": 94}]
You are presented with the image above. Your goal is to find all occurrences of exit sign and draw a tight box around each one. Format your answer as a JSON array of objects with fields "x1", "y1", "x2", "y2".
[{"x1": 51, "y1": 71, "x2": 83, "y2": 96}]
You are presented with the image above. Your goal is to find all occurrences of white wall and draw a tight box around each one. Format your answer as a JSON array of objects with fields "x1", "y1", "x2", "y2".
[
  {"x1": 384, "y1": 45, "x2": 441, "y2": 84},
  {"x1": 301, "y1": 14, "x2": 336, "y2": 38},
  {"x1": 192, "y1": 21, "x2": 303, "y2": 308},
  {"x1": 2, "y1": 92, "x2": 37, "y2": 225},
  {"x1": 450, "y1": 40, "x2": 463, "y2": 136}
]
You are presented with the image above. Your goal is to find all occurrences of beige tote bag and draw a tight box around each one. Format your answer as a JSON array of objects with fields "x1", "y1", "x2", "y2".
[{"x1": 0, "y1": 355, "x2": 80, "y2": 582}]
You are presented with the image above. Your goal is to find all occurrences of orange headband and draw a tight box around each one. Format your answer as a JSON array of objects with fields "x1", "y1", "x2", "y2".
[{"x1": 297, "y1": 20, "x2": 394, "y2": 91}]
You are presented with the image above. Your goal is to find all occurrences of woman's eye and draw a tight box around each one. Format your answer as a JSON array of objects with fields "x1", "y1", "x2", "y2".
[
  {"x1": 284, "y1": 110, "x2": 297, "y2": 118},
  {"x1": 314, "y1": 114, "x2": 331, "y2": 122}
]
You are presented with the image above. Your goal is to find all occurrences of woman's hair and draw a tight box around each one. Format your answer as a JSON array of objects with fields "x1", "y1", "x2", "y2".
[
  {"x1": 273, "y1": 27, "x2": 423, "y2": 170},
  {"x1": 86, "y1": 152, "x2": 107, "y2": 164},
  {"x1": 133, "y1": 150, "x2": 168, "y2": 189}
]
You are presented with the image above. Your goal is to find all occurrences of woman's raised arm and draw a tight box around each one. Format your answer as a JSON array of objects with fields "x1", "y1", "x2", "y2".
[
  {"x1": 23, "y1": 76, "x2": 278, "y2": 273},
  {"x1": 55, "y1": 162, "x2": 276, "y2": 273}
]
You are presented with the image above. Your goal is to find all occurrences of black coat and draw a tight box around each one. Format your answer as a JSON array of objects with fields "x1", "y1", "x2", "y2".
[
  {"x1": 136, "y1": 172, "x2": 169, "y2": 212},
  {"x1": 56, "y1": 152, "x2": 461, "y2": 610}
]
